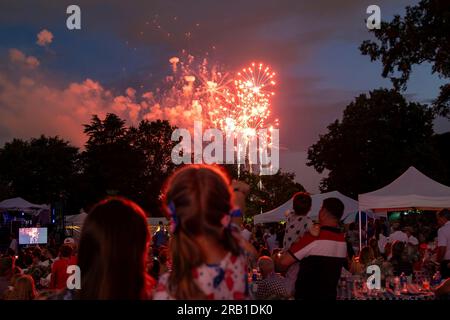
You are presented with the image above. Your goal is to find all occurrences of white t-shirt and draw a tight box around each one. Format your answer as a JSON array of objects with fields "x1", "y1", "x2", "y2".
[
  {"x1": 241, "y1": 228, "x2": 252, "y2": 242},
  {"x1": 266, "y1": 234, "x2": 278, "y2": 253},
  {"x1": 437, "y1": 221, "x2": 450, "y2": 260},
  {"x1": 378, "y1": 234, "x2": 388, "y2": 253},
  {"x1": 407, "y1": 235, "x2": 419, "y2": 246},
  {"x1": 388, "y1": 231, "x2": 408, "y2": 243}
]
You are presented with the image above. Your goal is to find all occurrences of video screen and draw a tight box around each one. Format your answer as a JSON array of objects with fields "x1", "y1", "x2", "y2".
[{"x1": 18, "y1": 227, "x2": 48, "y2": 245}]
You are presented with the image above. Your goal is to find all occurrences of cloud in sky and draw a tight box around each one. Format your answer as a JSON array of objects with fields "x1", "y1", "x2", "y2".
[
  {"x1": 0, "y1": 49, "x2": 206, "y2": 147},
  {"x1": 36, "y1": 29, "x2": 53, "y2": 46},
  {"x1": 8, "y1": 48, "x2": 40, "y2": 69}
]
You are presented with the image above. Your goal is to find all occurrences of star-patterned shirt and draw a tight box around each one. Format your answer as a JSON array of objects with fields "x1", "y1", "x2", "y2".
[
  {"x1": 283, "y1": 212, "x2": 314, "y2": 249},
  {"x1": 153, "y1": 253, "x2": 248, "y2": 300}
]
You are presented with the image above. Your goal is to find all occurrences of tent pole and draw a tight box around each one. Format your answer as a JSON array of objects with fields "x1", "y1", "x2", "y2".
[
  {"x1": 365, "y1": 213, "x2": 368, "y2": 246},
  {"x1": 358, "y1": 210, "x2": 362, "y2": 252}
]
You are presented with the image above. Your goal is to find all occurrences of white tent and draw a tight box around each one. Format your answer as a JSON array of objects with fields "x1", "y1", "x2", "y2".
[
  {"x1": 64, "y1": 210, "x2": 88, "y2": 239},
  {"x1": 64, "y1": 211, "x2": 168, "y2": 228},
  {"x1": 359, "y1": 166, "x2": 450, "y2": 213},
  {"x1": 65, "y1": 211, "x2": 88, "y2": 226},
  {"x1": 0, "y1": 197, "x2": 49, "y2": 214},
  {"x1": 341, "y1": 210, "x2": 377, "y2": 224},
  {"x1": 148, "y1": 217, "x2": 169, "y2": 226},
  {"x1": 357, "y1": 166, "x2": 450, "y2": 251},
  {"x1": 253, "y1": 191, "x2": 359, "y2": 224}
]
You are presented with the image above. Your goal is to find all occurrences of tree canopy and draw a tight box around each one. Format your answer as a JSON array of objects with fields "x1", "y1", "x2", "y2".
[
  {"x1": 0, "y1": 135, "x2": 80, "y2": 204},
  {"x1": 307, "y1": 88, "x2": 446, "y2": 198},
  {"x1": 360, "y1": 0, "x2": 450, "y2": 117},
  {"x1": 80, "y1": 114, "x2": 178, "y2": 214}
]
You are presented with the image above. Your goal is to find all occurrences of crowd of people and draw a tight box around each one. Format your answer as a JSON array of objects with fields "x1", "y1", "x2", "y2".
[{"x1": 1, "y1": 164, "x2": 450, "y2": 300}]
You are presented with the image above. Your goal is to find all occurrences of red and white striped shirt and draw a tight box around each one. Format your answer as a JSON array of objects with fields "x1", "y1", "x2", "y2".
[{"x1": 288, "y1": 226, "x2": 347, "y2": 300}]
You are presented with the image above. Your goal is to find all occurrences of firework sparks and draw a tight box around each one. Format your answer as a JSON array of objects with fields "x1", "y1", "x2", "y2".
[
  {"x1": 143, "y1": 54, "x2": 278, "y2": 137},
  {"x1": 142, "y1": 55, "x2": 278, "y2": 176},
  {"x1": 229, "y1": 62, "x2": 276, "y2": 132}
]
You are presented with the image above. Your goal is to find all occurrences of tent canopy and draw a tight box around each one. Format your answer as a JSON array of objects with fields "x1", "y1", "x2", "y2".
[
  {"x1": 148, "y1": 217, "x2": 168, "y2": 226},
  {"x1": 65, "y1": 211, "x2": 88, "y2": 225},
  {"x1": 358, "y1": 166, "x2": 450, "y2": 213},
  {"x1": 0, "y1": 197, "x2": 49, "y2": 212},
  {"x1": 341, "y1": 210, "x2": 378, "y2": 224},
  {"x1": 253, "y1": 191, "x2": 359, "y2": 224},
  {"x1": 64, "y1": 211, "x2": 168, "y2": 227}
]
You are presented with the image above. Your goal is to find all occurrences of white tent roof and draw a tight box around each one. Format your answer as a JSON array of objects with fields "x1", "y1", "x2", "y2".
[
  {"x1": 0, "y1": 197, "x2": 49, "y2": 212},
  {"x1": 65, "y1": 211, "x2": 88, "y2": 225},
  {"x1": 147, "y1": 217, "x2": 168, "y2": 226},
  {"x1": 253, "y1": 191, "x2": 359, "y2": 224},
  {"x1": 359, "y1": 166, "x2": 450, "y2": 212},
  {"x1": 64, "y1": 211, "x2": 168, "y2": 227}
]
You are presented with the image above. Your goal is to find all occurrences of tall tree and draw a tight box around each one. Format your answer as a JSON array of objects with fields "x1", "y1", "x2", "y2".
[
  {"x1": 0, "y1": 136, "x2": 79, "y2": 204},
  {"x1": 432, "y1": 132, "x2": 450, "y2": 184},
  {"x1": 128, "y1": 119, "x2": 178, "y2": 213},
  {"x1": 80, "y1": 114, "x2": 178, "y2": 214},
  {"x1": 81, "y1": 114, "x2": 144, "y2": 208},
  {"x1": 360, "y1": 0, "x2": 450, "y2": 117},
  {"x1": 307, "y1": 89, "x2": 444, "y2": 198}
]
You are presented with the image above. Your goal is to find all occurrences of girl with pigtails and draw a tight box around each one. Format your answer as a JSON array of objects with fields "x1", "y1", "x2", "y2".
[{"x1": 153, "y1": 164, "x2": 254, "y2": 300}]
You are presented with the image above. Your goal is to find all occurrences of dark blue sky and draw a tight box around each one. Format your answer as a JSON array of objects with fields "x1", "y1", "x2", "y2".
[{"x1": 0, "y1": 0, "x2": 447, "y2": 191}]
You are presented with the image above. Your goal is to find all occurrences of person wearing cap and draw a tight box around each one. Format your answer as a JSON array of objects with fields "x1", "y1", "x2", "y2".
[{"x1": 63, "y1": 238, "x2": 77, "y2": 265}]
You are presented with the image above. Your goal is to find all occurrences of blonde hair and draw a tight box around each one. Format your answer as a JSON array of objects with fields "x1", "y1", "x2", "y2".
[
  {"x1": 7, "y1": 275, "x2": 38, "y2": 300},
  {"x1": 163, "y1": 164, "x2": 241, "y2": 299}
]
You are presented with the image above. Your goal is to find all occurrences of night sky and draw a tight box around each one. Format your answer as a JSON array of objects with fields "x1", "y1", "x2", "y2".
[{"x1": 0, "y1": 0, "x2": 448, "y2": 192}]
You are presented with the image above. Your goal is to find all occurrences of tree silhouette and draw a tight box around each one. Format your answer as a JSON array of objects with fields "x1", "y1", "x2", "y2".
[
  {"x1": 360, "y1": 0, "x2": 450, "y2": 117},
  {"x1": 80, "y1": 114, "x2": 178, "y2": 214},
  {"x1": 0, "y1": 135, "x2": 79, "y2": 204},
  {"x1": 307, "y1": 89, "x2": 445, "y2": 198}
]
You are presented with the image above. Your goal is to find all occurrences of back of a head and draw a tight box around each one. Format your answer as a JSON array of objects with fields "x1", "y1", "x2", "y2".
[
  {"x1": 163, "y1": 164, "x2": 240, "y2": 299},
  {"x1": 10, "y1": 275, "x2": 36, "y2": 300},
  {"x1": 59, "y1": 244, "x2": 73, "y2": 258},
  {"x1": 369, "y1": 238, "x2": 378, "y2": 250},
  {"x1": 257, "y1": 256, "x2": 274, "y2": 274},
  {"x1": 32, "y1": 248, "x2": 41, "y2": 259},
  {"x1": 292, "y1": 192, "x2": 312, "y2": 216},
  {"x1": 78, "y1": 197, "x2": 149, "y2": 300},
  {"x1": 322, "y1": 197, "x2": 345, "y2": 221},
  {"x1": 391, "y1": 240, "x2": 405, "y2": 258},
  {"x1": 359, "y1": 246, "x2": 374, "y2": 265},
  {"x1": 438, "y1": 208, "x2": 450, "y2": 221}
]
